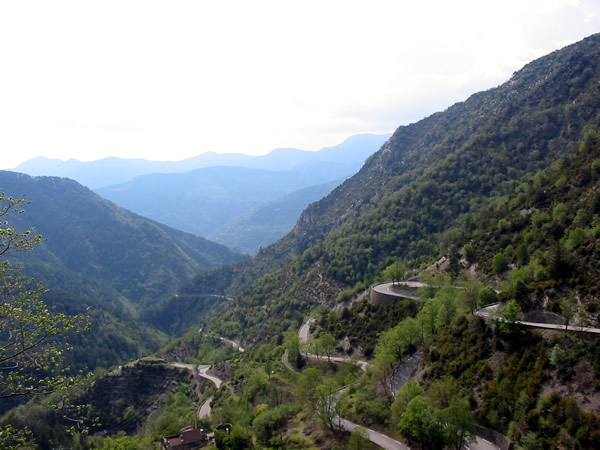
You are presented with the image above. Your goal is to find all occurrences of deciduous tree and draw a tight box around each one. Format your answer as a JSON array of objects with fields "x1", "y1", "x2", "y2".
[
  {"x1": 457, "y1": 273, "x2": 482, "y2": 314},
  {"x1": 318, "y1": 332, "x2": 336, "y2": 362},
  {"x1": 0, "y1": 194, "x2": 91, "y2": 438},
  {"x1": 296, "y1": 368, "x2": 323, "y2": 413},
  {"x1": 315, "y1": 378, "x2": 338, "y2": 431},
  {"x1": 441, "y1": 398, "x2": 476, "y2": 450},
  {"x1": 499, "y1": 300, "x2": 521, "y2": 334},
  {"x1": 383, "y1": 260, "x2": 406, "y2": 285}
]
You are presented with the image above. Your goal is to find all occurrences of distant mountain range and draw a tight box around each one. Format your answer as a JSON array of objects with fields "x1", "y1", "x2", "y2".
[
  {"x1": 94, "y1": 166, "x2": 337, "y2": 246},
  {"x1": 14, "y1": 133, "x2": 391, "y2": 189},
  {"x1": 15, "y1": 133, "x2": 391, "y2": 253}
]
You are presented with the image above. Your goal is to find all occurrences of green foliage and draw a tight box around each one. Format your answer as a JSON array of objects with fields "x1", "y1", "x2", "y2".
[
  {"x1": 417, "y1": 284, "x2": 460, "y2": 340},
  {"x1": 284, "y1": 330, "x2": 301, "y2": 369},
  {"x1": 463, "y1": 244, "x2": 475, "y2": 261},
  {"x1": 0, "y1": 193, "x2": 92, "y2": 444},
  {"x1": 391, "y1": 380, "x2": 423, "y2": 423},
  {"x1": 478, "y1": 286, "x2": 498, "y2": 306},
  {"x1": 314, "y1": 378, "x2": 339, "y2": 431},
  {"x1": 243, "y1": 368, "x2": 270, "y2": 402},
  {"x1": 499, "y1": 300, "x2": 522, "y2": 334},
  {"x1": 296, "y1": 368, "x2": 323, "y2": 413},
  {"x1": 492, "y1": 252, "x2": 508, "y2": 273},
  {"x1": 42, "y1": 290, "x2": 169, "y2": 374},
  {"x1": 0, "y1": 172, "x2": 242, "y2": 319},
  {"x1": 0, "y1": 424, "x2": 34, "y2": 449},
  {"x1": 480, "y1": 338, "x2": 547, "y2": 432},
  {"x1": 442, "y1": 398, "x2": 476, "y2": 450},
  {"x1": 316, "y1": 332, "x2": 336, "y2": 361},
  {"x1": 400, "y1": 395, "x2": 444, "y2": 448},
  {"x1": 252, "y1": 404, "x2": 299, "y2": 443},
  {"x1": 553, "y1": 203, "x2": 569, "y2": 226},
  {"x1": 0, "y1": 264, "x2": 90, "y2": 400},
  {"x1": 383, "y1": 260, "x2": 406, "y2": 285},
  {"x1": 456, "y1": 273, "x2": 482, "y2": 313},
  {"x1": 317, "y1": 298, "x2": 418, "y2": 356},
  {"x1": 215, "y1": 426, "x2": 252, "y2": 450},
  {"x1": 421, "y1": 314, "x2": 600, "y2": 446},
  {"x1": 427, "y1": 377, "x2": 461, "y2": 409},
  {"x1": 347, "y1": 426, "x2": 370, "y2": 450},
  {"x1": 426, "y1": 316, "x2": 490, "y2": 386},
  {"x1": 374, "y1": 316, "x2": 420, "y2": 400},
  {"x1": 467, "y1": 128, "x2": 600, "y2": 319},
  {"x1": 549, "y1": 344, "x2": 567, "y2": 370},
  {"x1": 516, "y1": 242, "x2": 529, "y2": 265},
  {"x1": 510, "y1": 394, "x2": 600, "y2": 448},
  {"x1": 101, "y1": 432, "x2": 154, "y2": 449},
  {"x1": 565, "y1": 227, "x2": 587, "y2": 250}
]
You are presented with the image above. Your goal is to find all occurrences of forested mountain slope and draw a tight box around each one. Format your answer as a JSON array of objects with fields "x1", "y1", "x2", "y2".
[
  {"x1": 95, "y1": 166, "x2": 336, "y2": 240},
  {"x1": 0, "y1": 171, "x2": 242, "y2": 315},
  {"x1": 158, "y1": 33, "x2": 600, "y2": 341},
  {"x1": 7, "y1": 34, "x2": 600, "y2": 450},
  {"x1": 465, "y1": 129, "x2": 600, "y2": 316},
  {"x1": 289, "y1": 32, "x2": 600, "y2": 255},
  {"x1": 208, "y1": 178, "x2": 343, "y2": 254}
]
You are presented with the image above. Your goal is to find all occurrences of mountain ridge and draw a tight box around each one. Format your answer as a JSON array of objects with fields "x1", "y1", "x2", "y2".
[
  {"x1": 0, "y1": 170, "x2": 243, "y2": 315},
  {"x1": 14, "y1": 133, "x2": 391, "y2": 189},
  {"x1": 152, "y1": 32, "x2": 600, "y2": 340}
]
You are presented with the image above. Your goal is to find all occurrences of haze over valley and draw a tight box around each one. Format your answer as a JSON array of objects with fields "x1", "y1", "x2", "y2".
[{"x1": 1, "y1": 4, "x2": 600, "y2": 449}]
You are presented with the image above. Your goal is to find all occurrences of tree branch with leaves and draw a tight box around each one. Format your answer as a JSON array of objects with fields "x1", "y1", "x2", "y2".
[{"x1": 0, "y1": 194, "x2": 92, "y2": 440}]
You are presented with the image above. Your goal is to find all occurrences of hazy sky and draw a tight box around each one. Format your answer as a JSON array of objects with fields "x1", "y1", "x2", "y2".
[{"x1": 1, "y1": 0, "x2": 600, "y2": 169}]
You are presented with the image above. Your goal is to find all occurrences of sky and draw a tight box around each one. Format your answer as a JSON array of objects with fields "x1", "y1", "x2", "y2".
[{"x1": 1, "y1": 0, "x2": 600, "y2": 170}]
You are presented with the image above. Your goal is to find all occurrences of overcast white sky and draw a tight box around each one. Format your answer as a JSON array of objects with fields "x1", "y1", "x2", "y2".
[{"x1": 1, "y1": 0, "x2": 599, "y2": 169}]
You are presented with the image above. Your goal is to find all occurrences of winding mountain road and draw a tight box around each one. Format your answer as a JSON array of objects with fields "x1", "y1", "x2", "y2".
[
  {"x1": 371, "y1": 281, "x2": 426, "y2": 300},
  {"x1": 338, "y1": 418, "x2": 409, "y2": 450},
  {"x1": 170, "y1": 363, "x2": 224, "y2": 418},
  {"x1": 298, "y1": 318, "x2": 315, "y2": 342},
  {"x1": 219, "y1": 337, "x2": 245, "y2": 352},
  {"x1": 475, "y1": 303, "x2": 600, "y2": 334},
  {"x1": 172, "y1": 334, "x2": 246, "y2": 419},
  {"x1": 295, "y1": 284, "x2": 503, "y2": 450},
  {"x1": 196, "y1": 365, "x2": 223, "y2": 419},
  {"x1": 298, "y1": 318, "x2": 369, "y2": 371},
  {"x1": 198, "y1": 364, "x2": 222, "y2": 388},
  {"x1": 296, "y1": 318, "x2": 410, "y2": 449}
]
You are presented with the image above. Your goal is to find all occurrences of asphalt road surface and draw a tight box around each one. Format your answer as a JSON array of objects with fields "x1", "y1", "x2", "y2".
[
  {"x1": 338, "y1": 418, "x2": 409, "y2": 450},
  {"x1": 475, "y1": 303, "x2": 600, "y2": 334}
]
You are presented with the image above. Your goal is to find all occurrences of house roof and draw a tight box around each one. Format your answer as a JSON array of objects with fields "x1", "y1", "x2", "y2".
[{"x1": 165, "y1": 428, "x2": 207, "y2": 449}]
